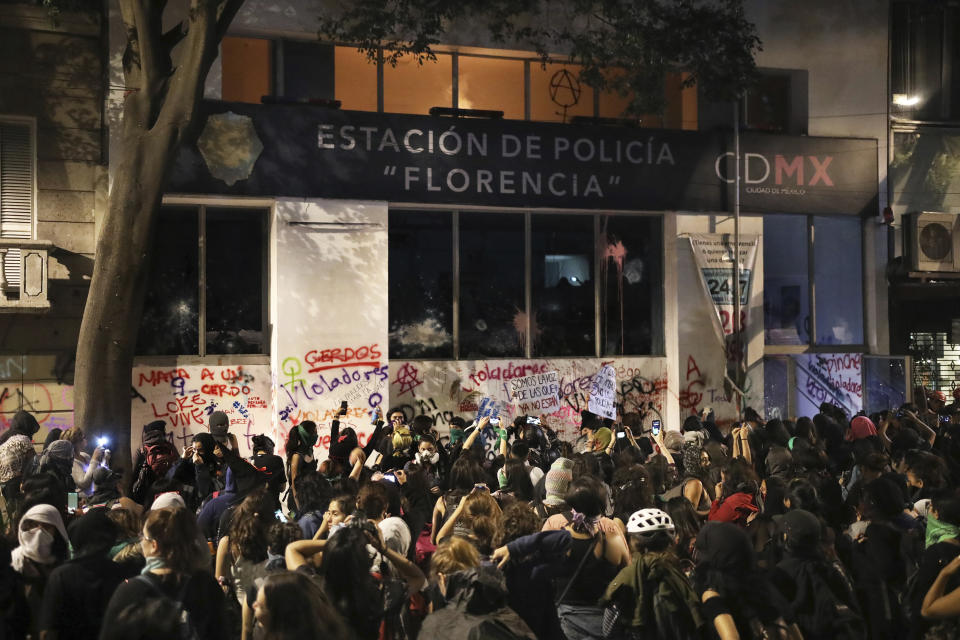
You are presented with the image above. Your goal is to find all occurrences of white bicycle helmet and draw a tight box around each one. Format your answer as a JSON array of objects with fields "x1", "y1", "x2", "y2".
[{"x1": 626, "y1": 508, "x2": 675, "y2": 535}]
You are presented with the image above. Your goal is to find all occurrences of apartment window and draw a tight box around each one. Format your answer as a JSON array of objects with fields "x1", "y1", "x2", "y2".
[
  {"x1": 137, "y1": 205, "x2": 268, "y2": 356},
  {"x1": 763, "y1": 215, "x2": 863, "y2": 347},
  {"x1": 388, "y1": 210, "x2": 664, "y2": 359},
  {"x1": 0, "y1": 118, "x2": 36, "y2": 289},
  {"x1": 892, "y1": 1, "x2": 960, "y2": 120}
]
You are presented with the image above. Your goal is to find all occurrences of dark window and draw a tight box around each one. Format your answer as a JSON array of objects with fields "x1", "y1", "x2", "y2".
[
  {"x1": 138, "y1": 207, "x2": 200, "y2": 355},
  {"x1": 388, "y1": 211, "x2": 454, "y2": 358},
  {"x1": 743, "y1": 74, "x2": 791, "y2": 133},
  {"x1": 205, "y1": 208, "x2": 267, "y2": 354},
  {"x1": 281, "y1": 41, "x2": 335, "y2": 101},
  {"x1": 600, "y1": 215, "x2": 663, "y2": 356},
  {"x1": 388, "y1": 209, "x2": 663, "y2": 359},
  {"x1": 459, "y1": 212, "x2": 525, "y2": 358},
  {"x1": 530, "y1": 215, "x2": 595, "y2": 357},
  {"x1": 892, "y1": 2, "x2": 960, "y2": 120},
  {"x1": 763, "y1": 214, "x2": 864, "y2": 347},
  {"x1": 136, "y1": 206, "x2": 267, "y2": 356}
]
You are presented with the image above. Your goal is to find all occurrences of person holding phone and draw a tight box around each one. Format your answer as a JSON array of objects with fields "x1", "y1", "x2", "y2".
[{"x1": 60, "y1": 427, "x2": 107, "y2": 498}]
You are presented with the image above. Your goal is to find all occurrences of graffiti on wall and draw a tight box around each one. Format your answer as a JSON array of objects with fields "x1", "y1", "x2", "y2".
[
  {"x1": 388, "y1": 358, "x2": 668, "y2": 444},
  {"x1": 0, "y1": 356, "x2": 75, "y2": 448},
  {"x1": 131, "y1": 364, "x2": 274, "y2": 458},
  {"x1": 274, "y1": 342, "x2": 389, "y2": 458},
  {"x1": 795, "y1": 353, "x2": 862, "y2": 418}
]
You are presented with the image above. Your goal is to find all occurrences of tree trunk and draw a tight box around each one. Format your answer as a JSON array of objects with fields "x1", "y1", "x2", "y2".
[
  {"x1": 74, "y1": 110, "x2": 177, "y2": 478},
  {"x1": 73, "y1": 0, "x2": 245, "y2": 483}
]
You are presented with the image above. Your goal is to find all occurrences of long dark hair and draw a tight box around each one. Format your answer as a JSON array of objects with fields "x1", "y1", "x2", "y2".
[
  {"x1": 143, "y1": 507, "x2": 205, "y2": 574},
  {"x1": 260, "y1": 572, "x2": 350, "y2": 640},
  {"x1": 447, "y1": 456, "x2": 485, "y2": 495},
  {"x1": 228, "y1": 488, "x2": 276, "y2": 563},
  {"x1": 285, "y1": 421, "x2": 317, "y2": 461},
  {"x1": 320, "y1": 526, "x2": 382, "y2": 639},
  {"x1": 502, "y1": 459, "x2": 535, "y2": 502}
]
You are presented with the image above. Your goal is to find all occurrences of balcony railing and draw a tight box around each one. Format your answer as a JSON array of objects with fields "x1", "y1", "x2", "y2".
[{"x1": 0, "y1": 239, "x2": 53, "y2": 312}]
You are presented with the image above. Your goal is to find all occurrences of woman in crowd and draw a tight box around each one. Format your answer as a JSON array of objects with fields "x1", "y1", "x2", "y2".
[
  {"x1": 11, "y1": 503, "x2": 70, "y2": 637},
  {"x1": 284, "y1": 420, "x2": 318, "y2": 515},
  {"x1": 708, "y1": 458, "x2": 761, "y2": 526},
  {"x1": 694, "y1": 521, "x2": 801, "y2": 639},
  {"x1": 60, "y1": 427, "x2": 106, "y2": 498},
  {"x1": 100, "y1": 507, "x2": 229, "y2": 640},
  {"x1": 252, "y1": 571, "x2": 350, "y2": 640},
  {"x1": 215, "y1": 488, "x2": 275, "y2": 610},
  {"x1": 430, "y1": 456, "x2": 486, "y2": 544},
  {"x1": 436, "y1": 484, "x2": 504, "y2": 556}
]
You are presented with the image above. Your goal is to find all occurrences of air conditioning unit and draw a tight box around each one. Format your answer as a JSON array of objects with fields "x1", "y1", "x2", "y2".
[{"x1": 905, "y1": 212, "x2": 960, "y2": 272}]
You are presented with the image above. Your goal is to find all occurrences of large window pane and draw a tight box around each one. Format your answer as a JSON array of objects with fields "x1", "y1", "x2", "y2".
[
  {"x1": 459, "y1": 212, "x2": 525, "y2": 358},
  {"x1": 530, "y1": 63, "x2": 594, "y2": 123},
  {"x1": 532, "y1": 214, "x2": 594, "y2": 356},
  {"x1": 137, "y1": 207, "x2": 199, "y2": 355},
  {"x1": 763, "y1": 215, "x2": 810, "y2": 345},
  {"x1": 600, "y1": 215, "x2": 663, "y2": 355},
  {"x1": 282, "y1": 41, "x2": 334, "y2": 101},
  {"x1": 458, "y1": 56, "x2": 525, "y2": 120},
  {"x1": 221, "y1": 37, "x2": 272, "y2": 104},
  {"x1": 389, "y1": 211, "x2": 454, "y2": 358},
  {"x1": 383, "y1": 54, "x2": 452, "y2": 115},
  {"x1": 814, "y1": 216, "x2": 863, "y2": 345},
  {"x1": 205, "y1": 208, "x2": 266, "y2": 354},
  {"x1": 335, "y1": 46, "x2": 378, "y2": 112}
]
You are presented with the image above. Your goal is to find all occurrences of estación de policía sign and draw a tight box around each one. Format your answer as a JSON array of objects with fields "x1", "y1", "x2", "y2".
[{"x1": 170, "y1": 103, "x2": 879, "y2": 216}]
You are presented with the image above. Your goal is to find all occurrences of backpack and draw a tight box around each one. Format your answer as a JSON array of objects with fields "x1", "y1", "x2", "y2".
[
  {"x1": 787, "y1": 561, "x2": 866, "y2": 640},
  {"x1": 134, "y1": 574, "x2": 200, "y2": 640},
  {"x1": 145, "y1": 441, "x2": 179, "y2": 478}
]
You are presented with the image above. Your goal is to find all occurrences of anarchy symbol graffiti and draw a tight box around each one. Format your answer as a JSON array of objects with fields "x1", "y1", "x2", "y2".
[
  {"x1": 549, "y1": 69, "x2": 582, "y2": 108},
  {"x1": 548, "y1": 68, "x2": 582, "y2": 123}
]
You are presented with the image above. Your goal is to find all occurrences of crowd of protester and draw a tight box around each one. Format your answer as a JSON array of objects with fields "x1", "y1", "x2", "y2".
[{"x1": 2, "y1": 390, "x2": 960, "y2": 639}]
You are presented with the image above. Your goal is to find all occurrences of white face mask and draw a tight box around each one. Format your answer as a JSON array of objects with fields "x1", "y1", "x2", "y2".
[
  {"x1": 418, "y1": 451, "x2": 439, "y2": 466},
  {"x1": 19, "y1": 527, "x2": 54, "y2": 562}
]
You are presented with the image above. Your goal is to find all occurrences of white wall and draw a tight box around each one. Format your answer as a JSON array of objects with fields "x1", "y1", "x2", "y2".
[{"x1": 271, "y1": 199, "x2": 389, "y2": 455}]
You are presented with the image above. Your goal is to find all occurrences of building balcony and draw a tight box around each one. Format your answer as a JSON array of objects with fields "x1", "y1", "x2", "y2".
[{"x1": 0, "y1": 239, "x2": 53, "y2": 312}]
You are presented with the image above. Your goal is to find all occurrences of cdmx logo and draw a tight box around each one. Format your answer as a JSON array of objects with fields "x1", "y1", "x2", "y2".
[{"x1": 714, "y1": 153, "x2": 834, "y2": 186}]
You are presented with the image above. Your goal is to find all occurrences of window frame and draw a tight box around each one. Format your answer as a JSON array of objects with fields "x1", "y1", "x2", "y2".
[
  {"x1": 0, "y1": 115, "x2": 39, "y2": 290},
  {"x1": 762, "y1": 213, "x2": 867, "y2": 355},
  {"x1": 139, "y1": 196, "x2": 274, "y2": 364},
  {"x1": 222, "y1": 34, "x2": 657, "y2": 123},
  {"x1": 388, "y1": 204, "x2": 666, "y2": 360}
]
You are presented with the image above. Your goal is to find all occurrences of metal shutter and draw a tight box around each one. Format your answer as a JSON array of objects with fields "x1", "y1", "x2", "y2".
[{"x1": 0, "y1": 122, "x2": 35, "y2": 289}]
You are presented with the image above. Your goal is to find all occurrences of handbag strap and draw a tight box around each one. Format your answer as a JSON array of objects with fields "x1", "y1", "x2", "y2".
[{"x1": 556, "y1": 531, "x2": 602, "y2": 605}]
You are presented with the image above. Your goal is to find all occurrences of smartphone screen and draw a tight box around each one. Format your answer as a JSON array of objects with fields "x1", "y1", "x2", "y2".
[
  {"x1": 616, "y1": 431, "x2": 626, "y2": 439},
  {"x1": 652, "y1": 420, "x2": 661, "y2": 436},
  {"x1": 274, "y1": 509, "x2": 284, "y2": 521},
  {"x1": 67, "y1": 492, "x2": 79, "y2": 513}
]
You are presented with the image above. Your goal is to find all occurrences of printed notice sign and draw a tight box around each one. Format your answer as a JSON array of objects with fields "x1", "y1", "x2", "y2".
[
  {"x1": 588, "y1": 365, "x2": 617, "y2": 420},
  {"x1": 509, "y1": 371, "x2": 560, "y2": 413}
]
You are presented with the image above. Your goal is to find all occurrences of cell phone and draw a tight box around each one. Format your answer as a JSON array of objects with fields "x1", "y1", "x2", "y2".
[
  {"x1": 527, "y1": 416, "x2": 541, "y2": 426},
  {"x1": 490, "y1": 417, "x2": 500, "y2": 426},
  {"x1": 382, "y1": 473, "x2": 398, "y2": 484},
  {"x1": 97, "y1": 436, "x2": 109, "y2": 447},
  {"x1": 617, "y1": 430, "x2": 626, "y2": 439},
  {"x1": 941, "y1": 414, "x2": 951, "y2": 424},
  {"x1": 652, "y1": 420, "x2": 661, "y2": 436},
  {"x1": 67, "y1": 492, "x2": 79, "y2": 514},
  {"x1": 473, "y1": 483, "x2": 489, "y2": 492},
  {"x1": 274, "y1": 509, "x2": 284, "y2": 521},
  {"x1": 340, "y1": 401, "x2": 348, "y2": 412}
]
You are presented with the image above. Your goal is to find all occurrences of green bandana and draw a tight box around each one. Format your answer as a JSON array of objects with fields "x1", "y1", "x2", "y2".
[
  {"x1": 296, "y1": 425, "x2": 318, "y2": 449},
  {"x1": 927, "y1": 513, "x2": 960, "y2": 548},
  {"x1": 449, "y1": 428, "x2": 464, "y2": 446}
]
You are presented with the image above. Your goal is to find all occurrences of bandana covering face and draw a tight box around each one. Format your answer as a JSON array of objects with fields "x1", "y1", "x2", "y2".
[
  {"x1": 449, "y1": 428, "x2": 464, "y2": 446},
  {"x1": 11, "y1": 504, "x2": 68, "y2": 573}
]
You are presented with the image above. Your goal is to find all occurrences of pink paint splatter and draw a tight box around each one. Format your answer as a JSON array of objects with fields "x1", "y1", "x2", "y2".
[
  {"x1": 512, "y1": 310, "x2": 540, "y2": 351},
  {"x1": 604, "y1": 241, "x2": 627, "y2": 270}
]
